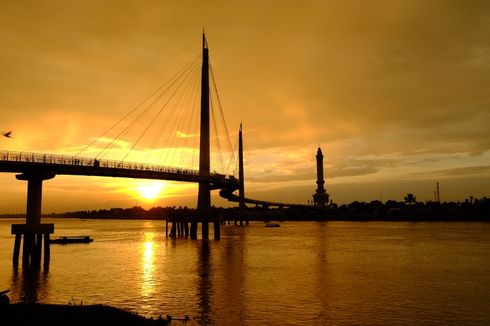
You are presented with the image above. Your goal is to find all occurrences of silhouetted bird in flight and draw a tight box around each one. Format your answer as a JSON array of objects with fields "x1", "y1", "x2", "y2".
[{"x1": 2, "y1": 131, "x2": 12, "y2": 138}]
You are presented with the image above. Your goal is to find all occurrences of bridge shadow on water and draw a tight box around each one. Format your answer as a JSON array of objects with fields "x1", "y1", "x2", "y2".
[
  {"x1": 193, "y1": 226, "x2": 248, "y2": 325},
  {"x1": 196, "y1": 240, "x2": 213, "y2": 325},
  {"x1": 10, "y1": 266, "x2": 49, "y2": 304}
]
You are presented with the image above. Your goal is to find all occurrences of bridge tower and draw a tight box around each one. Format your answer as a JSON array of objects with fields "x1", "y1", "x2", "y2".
[
  {"x1": 238, "y1": 123, "x2": 248, "y2": 225},
  {"x1": 313, "y1": 147, "x2": 329, "y2": 207},
  {"x1": 191, "y1": 33, "x2": 219, "y2": 239}
]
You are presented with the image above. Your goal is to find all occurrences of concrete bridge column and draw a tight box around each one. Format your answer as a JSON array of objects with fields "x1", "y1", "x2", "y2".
[{"x1": 12, "y1": 171, "x2": 55, "y2": 268}]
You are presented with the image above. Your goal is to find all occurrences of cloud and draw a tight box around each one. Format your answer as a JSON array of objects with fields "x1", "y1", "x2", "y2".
[
  {"x1": 247, "y1": 171, "x2": 313, "y2": 183},
  {"x1": 329, "y1": 167, "x2": 378, "y2": 178},
  {"x1": 415, "y1": 165, "x2": 490, "y2": 177}
]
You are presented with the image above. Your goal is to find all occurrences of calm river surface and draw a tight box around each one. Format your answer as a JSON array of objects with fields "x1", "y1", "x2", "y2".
[{"x1": 1, "y1": 218, "x2": 490, "y2": 325}]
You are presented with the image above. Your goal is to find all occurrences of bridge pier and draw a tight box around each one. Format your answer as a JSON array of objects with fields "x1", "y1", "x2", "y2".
[
  {"x1": 190, "y1": 221, "x2": 198, "y2": 239},
  {"x1": 184, "y1": 221, "x2": 189, "y2": 237},
  {"x1": 12, "y1": 172, "x2": 55, "y2": 268},
  {"x1": 168, "y1": 216, "x2": 190, "y2": 238},
  {"x1": 213, "y1": 221, "x2": 220, "y2": 239}
]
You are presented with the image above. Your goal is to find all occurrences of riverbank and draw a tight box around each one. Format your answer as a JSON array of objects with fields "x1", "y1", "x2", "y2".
[
  {"x1": 0, "y1": 197, "x2": 488, "y2": 221},
  {"x1": 0, "y1": 303, "x2": 168, "y2": 325}
]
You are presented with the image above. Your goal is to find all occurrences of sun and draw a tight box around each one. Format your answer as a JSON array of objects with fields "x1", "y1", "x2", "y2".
[{"x1": 136, "y1": 182, "x2": 164, "y2": 201}]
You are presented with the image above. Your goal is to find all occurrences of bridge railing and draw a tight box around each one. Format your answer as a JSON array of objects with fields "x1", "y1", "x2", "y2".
[{"x1": 0, "y1": 150, "x2": 235, "y2": 181}]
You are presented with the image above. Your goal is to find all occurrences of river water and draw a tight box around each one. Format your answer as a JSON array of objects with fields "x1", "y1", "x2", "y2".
[{"x1": 0, "y1": 218, "x2": 489, "y2": 325}]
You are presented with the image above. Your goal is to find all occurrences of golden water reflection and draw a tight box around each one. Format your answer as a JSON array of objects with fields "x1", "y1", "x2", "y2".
[{"x1": 141, "y1": 232, "x2": 155, "y2": 298}]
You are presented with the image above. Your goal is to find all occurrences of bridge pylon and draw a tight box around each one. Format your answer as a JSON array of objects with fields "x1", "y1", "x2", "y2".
[
  {"x1": 191, "y1": 32, "x2": 220, "y2": 240},
  {"x1": 238, "y1": 123, "x2": 248, "y2": 225}
]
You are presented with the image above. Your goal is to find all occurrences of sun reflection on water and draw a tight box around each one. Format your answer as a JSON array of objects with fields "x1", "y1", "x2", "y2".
[{"x1": 141, "y1": 232, "x2": 155, "y2": 298}]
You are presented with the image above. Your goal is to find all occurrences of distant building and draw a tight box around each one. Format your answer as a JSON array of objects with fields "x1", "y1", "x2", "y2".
[{"x1": 313, "y1": 147, "x2": 329, "y2": 207}]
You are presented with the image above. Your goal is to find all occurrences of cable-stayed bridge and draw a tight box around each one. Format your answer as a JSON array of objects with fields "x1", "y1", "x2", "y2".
[{"x1": 1, "y1": 33, "x2": 299, "y2": 268}]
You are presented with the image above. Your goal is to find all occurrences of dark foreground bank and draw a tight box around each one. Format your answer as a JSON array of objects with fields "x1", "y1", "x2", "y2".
[{"x1": 0, "y1": 303, "x2": 168, "y2": 325}]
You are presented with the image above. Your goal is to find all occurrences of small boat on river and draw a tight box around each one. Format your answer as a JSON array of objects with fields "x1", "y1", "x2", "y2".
[
  {"x1": 265, "y1": 222, "x2": 280, "y2": 227},
  {"x1": 50, "y1": 236, "x2": 93, "y2": 244}
]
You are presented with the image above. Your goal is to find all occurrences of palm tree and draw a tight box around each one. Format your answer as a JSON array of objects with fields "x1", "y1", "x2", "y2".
[{"x1": 404, "y1": 193, "x2": 417, "y2": 205}]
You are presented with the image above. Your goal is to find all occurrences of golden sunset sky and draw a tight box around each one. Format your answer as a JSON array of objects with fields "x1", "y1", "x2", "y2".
[{"x1": 1, "y1": 1, "x2": 489, "y2": 213}]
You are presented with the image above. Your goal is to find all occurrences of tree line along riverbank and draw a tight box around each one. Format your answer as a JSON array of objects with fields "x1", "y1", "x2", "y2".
[{"x1": 0, "y1": 196, "x2": 488, "y2": 221}]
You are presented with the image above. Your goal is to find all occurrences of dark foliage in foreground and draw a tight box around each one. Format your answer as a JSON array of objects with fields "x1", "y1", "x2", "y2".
[{"x1": 0, "y1": 303, "x2": 167, "y2": 325}]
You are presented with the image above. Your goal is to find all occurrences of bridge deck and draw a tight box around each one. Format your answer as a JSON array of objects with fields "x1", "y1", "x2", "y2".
[
  {"x1": 0, "y1": 150, "x2": 238, "y2": 189},
  {"x1": 219, "y1": 185, "x2": 305, "y2": 208},
  {"x1": 0, "y1": 150, "x2": 302, "y2": 208}
]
